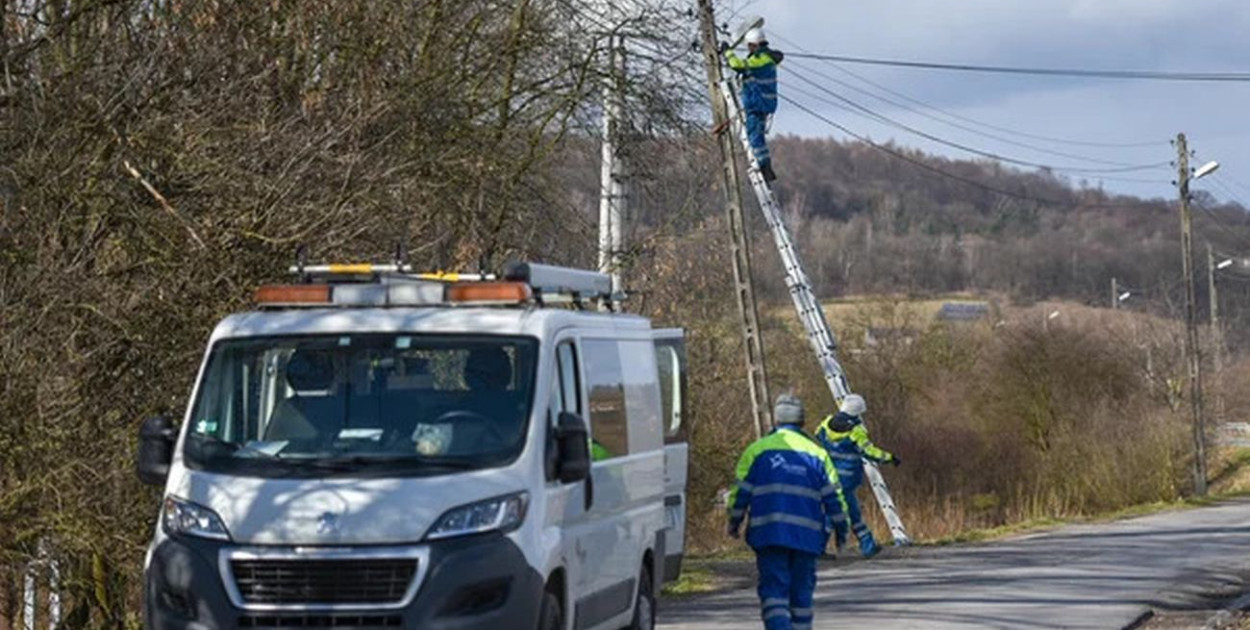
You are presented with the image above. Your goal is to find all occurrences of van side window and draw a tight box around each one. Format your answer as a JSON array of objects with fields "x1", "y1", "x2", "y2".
[
  {"x1": 581, "y1": 339, "x2": 628, "y2": 460},
  {"x1": 618, "y1": 340, "x2": 662, "y2": 452},
  {"x1": 654, "y1": 340, "x2": 687, "y2": 443}
]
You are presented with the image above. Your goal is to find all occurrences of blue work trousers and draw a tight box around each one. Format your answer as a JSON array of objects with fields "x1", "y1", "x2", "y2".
[
  {"x1": 842, "y1": 479, "x2": 880, "y2": 557},
  {"x1": 755, "y1": 546, "x2": 817, "y2": 630},
  {"x1": 745, "y1": 111, "x2": 771, "y2": 169}
]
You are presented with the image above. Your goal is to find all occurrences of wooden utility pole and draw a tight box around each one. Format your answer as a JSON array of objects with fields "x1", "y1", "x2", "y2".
[
  {"x1": 1111, "y1": 277, "x2": 1119, "y2": 309},
  {"x1": 1177, "y1": 132, "x2": 1208, "y2": 495},
  {"x1": 696, "y1": 0, "x2": 772, "y2": 436}
]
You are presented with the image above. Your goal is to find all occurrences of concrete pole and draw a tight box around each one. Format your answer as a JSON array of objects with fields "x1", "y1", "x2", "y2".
[
  {"x1": 1209, "y1": 243, "x2": 1225, "y2": 424},
  {"x1": 1208, "y1": 244, "x2": 1222, "y2": 374},
  {"x1": 597, "y1": 37, "x2": 626, "y2": 310},
  {"x1": 21, "y1": 568, "x2": 33, "y2": 630}
]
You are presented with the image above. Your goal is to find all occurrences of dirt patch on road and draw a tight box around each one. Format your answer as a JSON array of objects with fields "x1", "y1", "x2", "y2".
[{"x1": 1136, "y1": 610, "x2": 1249, "y2": 629}]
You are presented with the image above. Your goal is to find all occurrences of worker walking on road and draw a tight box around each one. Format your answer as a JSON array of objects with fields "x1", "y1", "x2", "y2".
[
  {"x1": 815, "y1": 394, "x2": 900, "y2": 559},
  {"x1": 728, "y1": 393, "x2": 849, "y2": 630},
  {"x1": 721, "y1": 28, "x2": 784, "y2": 182}
]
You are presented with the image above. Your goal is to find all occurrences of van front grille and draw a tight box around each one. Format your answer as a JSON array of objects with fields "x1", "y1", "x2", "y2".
[
  {"x1": 230, "y1": 558, "x2": 417, "y2": 606},
  {"x1": 238, "y1": 614, "x2": 403, "y2": 628}
]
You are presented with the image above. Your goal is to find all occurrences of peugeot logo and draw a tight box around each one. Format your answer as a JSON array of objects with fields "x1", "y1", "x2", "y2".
[{"x1": 316, "y1": 512, "x2": 341, "y2": 535}]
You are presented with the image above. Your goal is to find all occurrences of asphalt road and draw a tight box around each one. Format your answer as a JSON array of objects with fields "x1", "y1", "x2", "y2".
[{"x1": 660, "y1": 499, "x2": 1250, "y2": 630}]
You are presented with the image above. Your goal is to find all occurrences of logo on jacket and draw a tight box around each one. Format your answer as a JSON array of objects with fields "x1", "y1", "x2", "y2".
[
  {"x1": 316, "y1": 512, "x2": 341, "y2": 535},
  {"x1": 769, "y1": 454, "x2": 807, "y2": 476}
]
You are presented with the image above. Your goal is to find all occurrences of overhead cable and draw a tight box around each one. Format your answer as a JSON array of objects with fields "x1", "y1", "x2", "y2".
[
  {"x1": 784, "y1": 67, "x2": 1171, "y2": 176},
  {"x1": 784, "y1": 59, "x2": 1156, "y2": 167},
  {"x1": 770, "y1": 33, "x2": 1165, "y2": 149},
  {"x1": 784, "y1": 51, "x2": 1250, "y2": 83},
  {"x1": 778, "y1": 92, "x2": 1155, "y2": 210}
]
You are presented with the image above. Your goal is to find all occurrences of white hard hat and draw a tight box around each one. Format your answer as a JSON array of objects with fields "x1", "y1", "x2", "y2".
[
  {"x1": 744, "y1": 28, "x2": 766, "y2": 45},
  {"x1": 840, "y1": 394, "x2": 867, "y2": 417}
]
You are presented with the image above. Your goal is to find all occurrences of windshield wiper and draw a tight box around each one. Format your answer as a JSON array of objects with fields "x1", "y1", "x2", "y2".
[
  {"x1": 287, "y1": 454, "x2": 483, "y2": 473},
  {"x1": 190, "y1": 434, "x2": 280, "y2": 459}
]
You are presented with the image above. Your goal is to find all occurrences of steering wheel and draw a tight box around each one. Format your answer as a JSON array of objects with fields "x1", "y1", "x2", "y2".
[{"x1": 429, "y1": 410, "x2": 508, "y2": 453}]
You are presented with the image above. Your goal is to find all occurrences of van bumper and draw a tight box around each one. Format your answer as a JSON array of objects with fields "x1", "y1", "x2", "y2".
[{"x1": 144, "y1": 532, "x2": 544, "y2": 630}]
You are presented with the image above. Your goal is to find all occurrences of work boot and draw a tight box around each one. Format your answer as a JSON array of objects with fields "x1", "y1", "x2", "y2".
[
  {"x1": 760, "y1": 162, "x2": 777, "y2": 183},
  {"x1": 860, "y1": 536, "x2": 881, "y2": 559}
]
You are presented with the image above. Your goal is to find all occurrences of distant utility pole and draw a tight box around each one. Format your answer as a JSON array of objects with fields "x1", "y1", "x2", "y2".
[
  {"x1": 1111, "y1": 277, "x2": 1119, "y2": 310},
  {"x1": 1208, "y1": 244, "x2": 1223, "y2": 374},
  {"x1": 696, "y1": 0, "x2": 773, "y2": 436},
  {"x1": 597, "y1": 31, "x2": 627, "y2": 310},
  {"x1": 1176, "y1": 132, "x2": 1208, "y2": 496},
  {"x1": 1208, "y1": 243, "x2": 1225, "y2": 424}
]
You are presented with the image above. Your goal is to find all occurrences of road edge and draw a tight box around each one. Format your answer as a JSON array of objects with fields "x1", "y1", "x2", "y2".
[{"x1": 1122, "y1": 609, "x2": 1154, "y2": 630}]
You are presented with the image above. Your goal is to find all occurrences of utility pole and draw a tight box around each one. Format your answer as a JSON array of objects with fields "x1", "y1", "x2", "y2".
[
  {"x1": 597, "y1": 31, "x2": 627, "y2": 310},
  {"x1": 1208, "y1": 243, "x2": 1225, "y2": 424},
  {"x1": 696, "y1": 0, "x2": 772, "y2": 436},
  {"x1": 1208, "y1": 243, "x2": 1222, "y2": 374},
  {"x1": 1177, "y1": 132, "x2": 1208, "y2": 496},
  {"x1": 1111, "y1": 277, "x2": 1119, "y2": 310}
]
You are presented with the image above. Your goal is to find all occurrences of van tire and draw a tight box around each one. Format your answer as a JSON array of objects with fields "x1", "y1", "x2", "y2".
[
  {"x1": 538, "y1": 590, "x2": 562, "y2": 630},
  {"x1": 626, "y1": 563, "x2": 655, "y2": 630}
]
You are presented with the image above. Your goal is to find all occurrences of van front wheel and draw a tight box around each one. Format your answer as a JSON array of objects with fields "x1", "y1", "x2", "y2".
[
  {"x1": 626, "y1": 564, "x2": 655, "y2": 630},
  {"x1": 538, "y1": 590, "x2": 562, "y2": 630}
]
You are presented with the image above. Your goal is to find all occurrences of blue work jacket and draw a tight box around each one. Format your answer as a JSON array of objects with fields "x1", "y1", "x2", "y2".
[
  {"x1": 725, "y1": 46, "x2": 784, "y2": 114},
  {"x1": 728, "y1": 424, "x2": 848, "y2": 554}
]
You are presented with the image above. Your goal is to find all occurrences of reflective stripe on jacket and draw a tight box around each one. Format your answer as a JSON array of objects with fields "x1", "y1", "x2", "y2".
[
  {"x1": 815, "y1": 412, "x2": 893, "y2": 484},
  {"x1": 728, "y1": 425, "x2": 848, "y2": 554},
  {"x1": 725, "y1": 46, "x2": 783, "y2": 114}
]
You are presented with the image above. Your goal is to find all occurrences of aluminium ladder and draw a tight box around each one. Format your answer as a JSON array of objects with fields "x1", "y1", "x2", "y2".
[{"x1": 718, "y1": 78, "x2": 912, "y2": 546}]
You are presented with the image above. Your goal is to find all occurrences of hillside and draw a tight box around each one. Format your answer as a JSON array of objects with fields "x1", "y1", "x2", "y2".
[{"x1": 556, "y1": 134, "x2": 1250, "y2": 349}]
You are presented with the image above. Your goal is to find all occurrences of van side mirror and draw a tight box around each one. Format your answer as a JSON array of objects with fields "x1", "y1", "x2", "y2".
[
  {"x1": 137, "y1": 416, "x2": 177, "y2": 486},
  {"x1": 556, "y1": 412, "x2": 591, "y2": 484}
]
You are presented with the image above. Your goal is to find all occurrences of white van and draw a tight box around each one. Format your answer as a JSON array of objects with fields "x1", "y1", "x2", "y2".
[{"x1": 137, "y1": 262, "x2": 688, "y2": 630}]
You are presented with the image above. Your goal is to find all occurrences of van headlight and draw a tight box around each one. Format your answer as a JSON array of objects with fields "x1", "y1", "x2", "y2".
[
  {"x1": 163, "y1": 496, "x2": 231, "y2": 541},
  {"x1": 426, "y1": 492, "x2": 528, "y2": 541}
]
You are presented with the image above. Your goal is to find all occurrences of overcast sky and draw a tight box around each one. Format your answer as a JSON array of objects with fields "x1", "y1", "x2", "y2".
[{"x1": 727, "y1": 0, "x2": 1250, "y2": 203}]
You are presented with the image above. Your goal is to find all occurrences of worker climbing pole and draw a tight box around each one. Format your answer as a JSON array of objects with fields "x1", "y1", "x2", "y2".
[{"x1": 698, "y1": 7, "x2": 912, "y2": 546}]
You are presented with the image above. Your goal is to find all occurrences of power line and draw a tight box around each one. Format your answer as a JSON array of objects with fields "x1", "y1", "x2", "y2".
[
  {"x1": 784, "y1": 51, "x2": 1250, "y2": 83},
  {"x1": 1193, "y1": 201, "x2": 1250, "y2": 250},
  {"x1": 778, "y1": 91, "x2": 1153, "y2": 210},
  {"x1": 1213, "y1": 173, "x2": 1250, "y2": 200},
  {"x1": 771, "y1": 32, "x2": 1164, "y2": 150},
  {"x1": 1211, "y1": 269, "x2": 1250, "y2": 283},
  {"x1": 1212, "y1": 247, "x2": 1246, "y2": 261},
  {"x1": 784, "y1": 58, "x2": 1153, "y2": 167},
  {"x1": 783, "y1": 69, "x2": 1172, "y2": 176},
  {"x1": 1208, "y1": 178, "x2": 1250, "y2": 209}
]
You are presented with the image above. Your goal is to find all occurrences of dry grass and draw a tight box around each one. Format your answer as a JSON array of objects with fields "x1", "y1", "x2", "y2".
[{"x1": 684, "y1": 294, "x2": 1212, "y2": 552}]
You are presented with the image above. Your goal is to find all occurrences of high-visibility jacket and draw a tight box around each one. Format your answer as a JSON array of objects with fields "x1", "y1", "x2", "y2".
[
  {"x1": 728, "y1": 425, "x2": 849, "y2": 554},
  {"x1": 815, "y1": 412, "x2": 894, "y2": 488},
  {"x1": 725, "y1": 46, "x2": 784, "y2": 114}
]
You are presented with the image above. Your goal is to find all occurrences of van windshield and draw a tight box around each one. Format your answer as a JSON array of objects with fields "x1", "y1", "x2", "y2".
[{"x1": 183, "y1": 334, "x2": 538, "y2": 478}]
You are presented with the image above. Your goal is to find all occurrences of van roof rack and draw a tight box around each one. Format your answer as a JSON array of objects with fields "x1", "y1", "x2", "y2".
[{"x1": 257, "y1": 260, "x2": 619, "y2": 310}]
